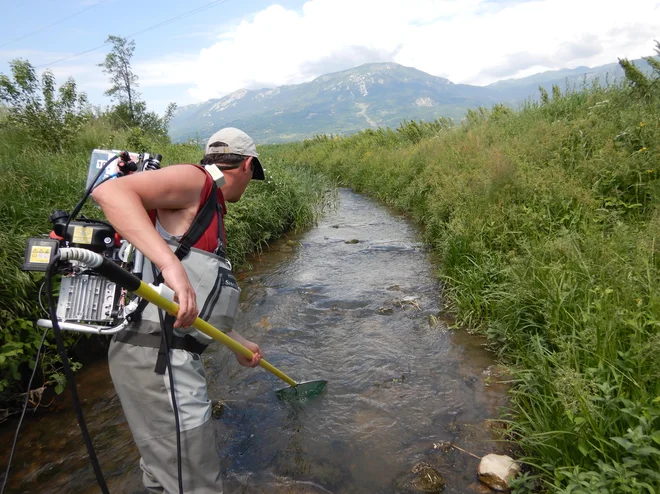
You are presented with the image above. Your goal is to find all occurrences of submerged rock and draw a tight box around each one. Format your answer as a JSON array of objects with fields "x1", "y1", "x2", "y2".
[
  {"x1": 211, "y1": 400, "x2": 224, "y2": 419},
  {"x1": 467, "y1": 482, "x2": 494, "y2": 493},
  {"x1": 410, "y1": 462, "x2": 446, "y2": 492},
  {"x1": 478, "y1": 454, "x2": 520, "y2": 491}
]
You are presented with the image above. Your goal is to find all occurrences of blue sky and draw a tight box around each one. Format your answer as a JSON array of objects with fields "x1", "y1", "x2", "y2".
[
  {"x1": 1, "y1": 0, "x2": 658, "y2": 114},
  {"x1": 0, "y1": 0, "x2": 305, "y2": 112}
]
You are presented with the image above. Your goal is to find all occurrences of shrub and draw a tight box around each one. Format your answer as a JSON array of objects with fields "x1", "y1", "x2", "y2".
[{"x1": 0, "y1": 59, "x2": 90, "y2": 150}]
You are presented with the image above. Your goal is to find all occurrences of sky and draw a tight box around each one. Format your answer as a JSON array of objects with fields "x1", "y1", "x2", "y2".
[{"x1": 1, "y1": 0, "x2": 659, "y2": 115}]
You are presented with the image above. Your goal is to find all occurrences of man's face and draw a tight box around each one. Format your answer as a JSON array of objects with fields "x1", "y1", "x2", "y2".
[{"x1": 221, "y1": 158, "x2": 253, "y2": 202}]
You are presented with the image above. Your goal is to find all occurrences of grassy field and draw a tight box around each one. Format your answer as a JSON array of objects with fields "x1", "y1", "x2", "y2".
[
  {"x1": 259, "y1": 70, "x2": 660, "y2": 491},
  {"x1": 0, "y1": 118, "x2": 333, "y2": 415}
]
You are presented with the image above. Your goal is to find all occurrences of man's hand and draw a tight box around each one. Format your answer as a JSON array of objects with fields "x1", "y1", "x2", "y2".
[
  {"x1": 160, "y1": 261, "x2": 198, "y2": 329},
  {"x1": 237, "y1": 340, "x2": 262, "y2": 367},
  {"x1": 227, "y1": 331, "x2": 262, "y2": 367}
]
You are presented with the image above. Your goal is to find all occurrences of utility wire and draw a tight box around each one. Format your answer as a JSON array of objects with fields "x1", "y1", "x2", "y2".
[
  {"x1": 0, "y1": 1, "x2": 109, "y2": 49},
  {"x1": 35, "y1": 0, "x2": 231, "y2": 69},
  {"x1": 127, "y1": 0, "x2": 230, "y2": 39}
]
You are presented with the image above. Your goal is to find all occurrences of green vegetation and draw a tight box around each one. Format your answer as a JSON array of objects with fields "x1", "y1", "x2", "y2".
[
  {"x1": 260, "y1": 50, "x2": 660, "y2": 492},
  {"x1": 0, "y1": 58, "x2": 332, "y2": 418},
  {"x1": 0, "y1": 59, "x2": 89, "y2": 150}
]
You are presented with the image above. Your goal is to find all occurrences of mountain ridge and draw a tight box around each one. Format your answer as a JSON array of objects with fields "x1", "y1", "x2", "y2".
[{"x1": 169, "y1": 58, "x2": 654, "y2": 144}]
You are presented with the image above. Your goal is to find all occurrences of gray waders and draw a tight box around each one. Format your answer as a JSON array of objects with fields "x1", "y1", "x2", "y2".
[{"x1": 109, "y1": 242, "x2": 240, "y2": 493}]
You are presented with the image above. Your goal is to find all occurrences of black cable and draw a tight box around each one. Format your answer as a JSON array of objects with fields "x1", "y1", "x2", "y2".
[
  {"x1": 153, "y1": 264, "x2": 184, "y2": 494},
  {"x1": 63, "y1": 155, "x2": 119, "y2": 246},
  {"x1": 45, "y1": 255, "x2": 110, "y2": 494},
  {"x1": 158, "y1": 309, "x2": 184, "y2": 494},
  {"x1": 0, "y1": 328, "x2": 49, "y2": 494}
]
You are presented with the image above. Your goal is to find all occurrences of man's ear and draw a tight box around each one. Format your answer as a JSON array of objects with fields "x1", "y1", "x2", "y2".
[{"x1": 243, "y1": 156, "x2": 253, "y2": 174}]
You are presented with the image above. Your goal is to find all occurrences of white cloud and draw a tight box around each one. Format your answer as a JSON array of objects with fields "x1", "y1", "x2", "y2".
[
  {"x1": 135, "y1": 54, "x2": 201, "y2": 87},
  {"x1": 185, "y1": 0, "x2": 660, "y2": 101}
]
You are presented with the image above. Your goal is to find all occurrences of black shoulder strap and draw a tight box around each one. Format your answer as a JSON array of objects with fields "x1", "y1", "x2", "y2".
[{"x1": 171, "y1": 179, "x2": 218, "y2": 261}]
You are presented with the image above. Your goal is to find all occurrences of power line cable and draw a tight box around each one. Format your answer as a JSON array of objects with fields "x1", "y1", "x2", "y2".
[
  {"x1": 35, "y1": 0, "x2": 231, "y2": 69},
  {"x1": 0, "y1": 1, "x2": 109, "y2": 49},
  {"x1": 127, "y1": 0, "x2": 230, "y2": 38}
]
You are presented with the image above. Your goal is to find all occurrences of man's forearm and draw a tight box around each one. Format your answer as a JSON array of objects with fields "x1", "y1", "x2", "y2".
[{"x1": 226, "y1": 330, "x2": 248, "y2": 346}]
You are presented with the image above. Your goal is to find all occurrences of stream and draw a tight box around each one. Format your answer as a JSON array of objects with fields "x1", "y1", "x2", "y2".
[{"x1": 1, "y1": 188, "x2": 508, "y2": 493}]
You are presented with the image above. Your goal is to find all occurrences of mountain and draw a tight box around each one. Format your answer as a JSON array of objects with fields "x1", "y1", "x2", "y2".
[
  {"x1": 169, "y1": 63, "x2": 498, "y2": 144},
  {"x1": 168, "y1": 58, "x2": 653, "y2": 144},
  {"x1": 486, "y1": 59, "x2": 655, "y2": 103}
]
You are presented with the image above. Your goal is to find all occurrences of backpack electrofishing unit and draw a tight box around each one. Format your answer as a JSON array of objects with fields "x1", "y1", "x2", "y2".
[
  {"x1": 6, "y1": 149, "x2": 165, "y2": 494},
  {"x1": 23, "y1": 150, "x2": 161, "y2": 336}
]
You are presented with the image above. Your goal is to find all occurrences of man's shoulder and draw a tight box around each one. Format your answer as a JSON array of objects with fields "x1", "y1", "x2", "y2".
[
  {"x1": 167, "y1": 163, "x2": 203, "y2": 172},
  {"x1": 160, "y1": 163, "x2": 208, "y2": 183}
]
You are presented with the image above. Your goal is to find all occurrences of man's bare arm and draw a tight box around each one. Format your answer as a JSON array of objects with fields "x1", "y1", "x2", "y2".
[{"x1": 92, "y1": 165, "x2": 207, "y2": 328}]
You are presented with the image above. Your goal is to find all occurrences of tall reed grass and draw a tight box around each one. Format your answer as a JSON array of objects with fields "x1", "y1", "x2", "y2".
[{"x1": 260, "y1": 77, "x2": 660, "y2": 491}]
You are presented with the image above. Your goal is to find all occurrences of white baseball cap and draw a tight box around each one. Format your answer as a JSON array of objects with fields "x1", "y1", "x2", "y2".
[{"x1": 205, "y1": 127, "x2": 264, "y2": 180}]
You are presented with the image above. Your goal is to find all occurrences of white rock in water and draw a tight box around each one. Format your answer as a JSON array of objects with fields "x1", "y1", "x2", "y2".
[{"x1": 478, "y1": 454, "x2": 520, "y2": 491}]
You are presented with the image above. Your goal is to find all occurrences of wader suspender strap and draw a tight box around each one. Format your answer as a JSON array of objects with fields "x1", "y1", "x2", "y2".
[
  {"x1": 171, "y1": 179, "x2": 223, "y2": 261},
  {"x1": 153, "y1": 261, "x2": 176, "y2": 375}
]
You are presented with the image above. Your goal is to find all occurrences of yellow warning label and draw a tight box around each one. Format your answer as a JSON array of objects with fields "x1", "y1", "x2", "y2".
[
  {"x1": 29, "y1": 246, "x2": 52, "y2": 264},
  {"x1": 72, "y1": 226, "x2": 93, "y2": 244}
]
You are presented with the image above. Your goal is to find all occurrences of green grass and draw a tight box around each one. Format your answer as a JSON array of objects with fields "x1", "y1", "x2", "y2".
[
  {"x1": 259, "y1": 75, "x2": 660, "y2": 491},
  {"x1": 0, "y1": 118, "x2": 333, "y2": 413}
]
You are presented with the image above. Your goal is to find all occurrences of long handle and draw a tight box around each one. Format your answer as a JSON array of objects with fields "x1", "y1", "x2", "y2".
[
  {"x1": 59, "y1": 248, "x2": 298, "y2": 387},
  {"x1": 133, "y1": 282, "x2": 298, "y2": 387}
]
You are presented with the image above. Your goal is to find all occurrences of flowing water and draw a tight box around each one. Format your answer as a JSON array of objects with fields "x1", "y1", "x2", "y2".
[{"x1": 1, "y1": 189, "x2": 508, "y2": 493}]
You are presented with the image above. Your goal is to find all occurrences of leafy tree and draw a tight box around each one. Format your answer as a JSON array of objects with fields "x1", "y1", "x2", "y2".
[
  {"x1": 98, "y1": 35, "x2": 177, "y2": 137},
  {"x1": 98, "y1": 35, "x2": 140, "y2": 122},
  {"x1": 0, "y1": 59, "x2": 89, "y2": 150}
]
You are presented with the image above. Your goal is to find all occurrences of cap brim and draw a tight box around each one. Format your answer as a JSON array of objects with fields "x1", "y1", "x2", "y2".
[{"x1": 251, "y1": 157, "x2": 265, "y2": 180}]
